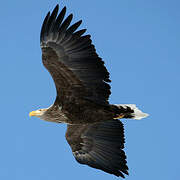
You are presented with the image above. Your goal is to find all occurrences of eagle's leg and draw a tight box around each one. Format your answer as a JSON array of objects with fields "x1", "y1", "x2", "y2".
[{"x1": 114, "y1": 114, "x2": 125, "y2": 119}]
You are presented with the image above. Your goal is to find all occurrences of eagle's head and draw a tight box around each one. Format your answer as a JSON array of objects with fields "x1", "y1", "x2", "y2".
[{"x1": 29, "y1": 105, "x2": 66, "y2": 123}]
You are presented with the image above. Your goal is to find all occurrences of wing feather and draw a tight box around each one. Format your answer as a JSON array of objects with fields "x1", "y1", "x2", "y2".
[
  {"x1": 65, "y1": 120, "x2": 128, "y2": 178},
  {"x1": 40, "y1": 4, "x2": 111, "y2": 106},
  {"x1": 46, "y1": 5, "x2": 59, "y2": 36}
]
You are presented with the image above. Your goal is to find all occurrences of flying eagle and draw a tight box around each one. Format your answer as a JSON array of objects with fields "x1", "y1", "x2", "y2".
[{"x1": 29, "y1": 4, "x2": 148, "y2": 178}]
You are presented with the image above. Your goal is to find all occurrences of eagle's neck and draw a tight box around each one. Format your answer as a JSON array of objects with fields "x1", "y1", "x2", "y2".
[{"x1": 42, "y1": 104, "x2": 69, "y2": 123}]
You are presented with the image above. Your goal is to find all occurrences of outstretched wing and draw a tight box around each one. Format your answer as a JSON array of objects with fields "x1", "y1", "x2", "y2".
[
  {"x1": 40, "y1": 5, "x2": 111, "y2": 106},
  {"x1": 65, "y1": 120, "x2": 129, "y2": 178}
]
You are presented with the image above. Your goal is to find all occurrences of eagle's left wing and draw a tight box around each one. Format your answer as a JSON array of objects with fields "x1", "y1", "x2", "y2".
[
  {"x1": 40, "y1": 5, "x2": 111, "y2": 107},
  {"x1": 65, "y1": 120, "x2": 129, "y2": 178}
]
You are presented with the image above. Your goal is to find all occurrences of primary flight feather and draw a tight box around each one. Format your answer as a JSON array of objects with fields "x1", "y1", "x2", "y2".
[{"x1": 29, "y1": 4, "x2": 148, "y2": 178}]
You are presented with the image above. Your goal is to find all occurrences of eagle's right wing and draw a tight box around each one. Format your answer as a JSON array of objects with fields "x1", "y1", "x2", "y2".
[{"x1": 65, "y1": 120, "x2": 129, "y2": 178}]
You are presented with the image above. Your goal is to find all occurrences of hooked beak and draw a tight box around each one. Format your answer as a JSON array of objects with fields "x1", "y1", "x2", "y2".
[{"x1": 29, "y1": 110, "x2": 41, "y2": 117}]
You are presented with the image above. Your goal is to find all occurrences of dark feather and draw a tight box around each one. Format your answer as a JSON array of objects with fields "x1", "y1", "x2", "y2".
[
  {"x1": 52, "y1": 6, "x2": 66, "y2": 33},
  {"x1": 65, "y1": 120, "x2": 128, "y2": 178},
  {"x1": 40, "y1": 4, "x2": 111, "y2": 110},
  {"x1": 46, "y1": 5, "x2": 59, "y2": 36},
  {"x1": 67, "y1": 20, "x2": 82, "y2": 34},
  {"x1": 73, "y1": 29, "x2": 86, "y2": 36},
  {"x1": 40, "y1": 12, "x2": 50, "y2": 42}
]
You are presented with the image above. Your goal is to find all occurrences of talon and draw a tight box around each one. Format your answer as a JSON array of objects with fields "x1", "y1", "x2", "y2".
[{"x1": 114, "y1": 114, "x2": 125, "y2": 119}]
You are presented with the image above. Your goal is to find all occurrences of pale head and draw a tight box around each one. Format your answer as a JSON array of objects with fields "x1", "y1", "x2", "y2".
[{"x1": 29, "y1": 105, "x2": 68, "y2": 123}]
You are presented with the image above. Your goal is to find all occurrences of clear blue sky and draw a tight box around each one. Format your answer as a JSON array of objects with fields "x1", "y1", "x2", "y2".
[{"x1": 0, "y1": 0, "x2": 179, "y2": 179}]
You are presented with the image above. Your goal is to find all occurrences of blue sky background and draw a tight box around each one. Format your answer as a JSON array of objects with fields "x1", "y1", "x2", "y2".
[{"x1": 0, "y1": 0, "x2": 179, "y2": 179}]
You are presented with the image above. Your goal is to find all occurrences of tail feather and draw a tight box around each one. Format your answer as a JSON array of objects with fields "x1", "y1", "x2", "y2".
[{"x1": 114, "y1": 104, "x2": 149, "y2": 120}]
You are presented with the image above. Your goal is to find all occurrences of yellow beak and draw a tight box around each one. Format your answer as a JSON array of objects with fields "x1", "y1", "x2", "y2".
[{"x1": 29, "y1": 110, "x2": 41, "y2": 117}]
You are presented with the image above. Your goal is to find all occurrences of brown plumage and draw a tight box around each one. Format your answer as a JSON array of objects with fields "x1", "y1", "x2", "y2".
[{"x1": 29, "y1": 4, "x2": 148, "y2": 178}]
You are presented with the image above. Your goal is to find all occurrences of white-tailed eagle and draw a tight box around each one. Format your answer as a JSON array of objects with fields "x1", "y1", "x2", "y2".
[{"x1": 29, "y1": 4, "x2": 148, "y2": 178}]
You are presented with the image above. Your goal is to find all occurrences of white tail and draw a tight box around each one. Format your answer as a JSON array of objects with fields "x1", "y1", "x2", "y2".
[{"x1": 115, "y1": 104, "x2": 149, "y2": 120}]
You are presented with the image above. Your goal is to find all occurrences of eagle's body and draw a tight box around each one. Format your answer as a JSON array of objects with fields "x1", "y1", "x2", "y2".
[
  {"x1": 29, "y1": 4, "x2": 148, "y2": 178},
  {"x1": 37, "y1": 100, "x2": 135, "y2": 124}
]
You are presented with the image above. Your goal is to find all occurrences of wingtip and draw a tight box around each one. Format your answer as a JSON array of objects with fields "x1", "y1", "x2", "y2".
[
  {"x1": 54, "y1": 4, "x2": 59, "y2": 13},
  {"x1": 69, "y1": 13, "x2": 73, "y2": 19},
  {"x1": 62, "y1": 6, "x2": 67, "y2": 13},
  {"x1": 56, "y1": 4, "x2": 59, "y2": 8}
]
